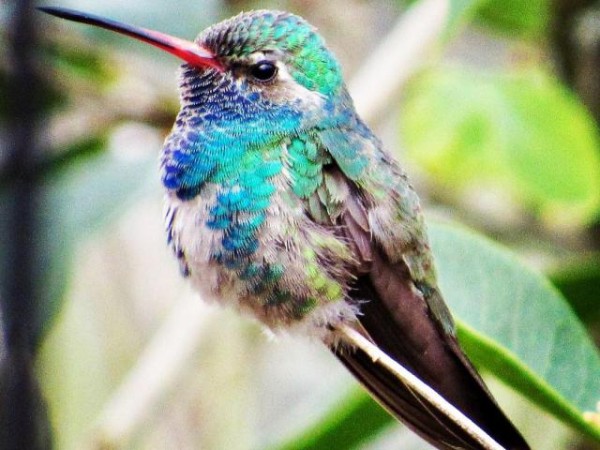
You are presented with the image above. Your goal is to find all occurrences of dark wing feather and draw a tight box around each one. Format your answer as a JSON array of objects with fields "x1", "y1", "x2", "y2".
[
  {"x1": 334, "y1": 329, "x2": 476, "y2": 450},
  {"x1": 329, "y1": 187, "x2": 530, "y2": 450},
  {"x1": 306, "y1": 125, "x2": 528, "y2": 448}
]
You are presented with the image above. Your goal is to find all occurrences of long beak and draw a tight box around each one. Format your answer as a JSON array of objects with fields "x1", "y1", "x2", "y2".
[{"x1": 38, "y1": 6, "x2": 222, "y2": 71}]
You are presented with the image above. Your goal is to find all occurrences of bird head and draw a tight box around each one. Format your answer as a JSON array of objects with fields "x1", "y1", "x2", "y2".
[
  {"x1": 199, "y1": 11, "x2": 343, "y2": 98},
  {"x1": 39, "y1": 8, "x2": 349, "y2": 125}
]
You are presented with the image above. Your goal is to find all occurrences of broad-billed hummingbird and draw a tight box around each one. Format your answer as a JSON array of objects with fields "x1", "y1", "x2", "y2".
[{"x1": 40, "y1": 7, "x2": 529, "y2": 450}]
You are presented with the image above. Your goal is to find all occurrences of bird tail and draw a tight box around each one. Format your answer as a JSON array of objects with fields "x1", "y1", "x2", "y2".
[{"x1": 329, "y1": 272, "x2": 530, "y2": 450}]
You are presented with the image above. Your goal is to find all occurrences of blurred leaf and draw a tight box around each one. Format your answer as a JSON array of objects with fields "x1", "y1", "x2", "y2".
[
  {"x1": 550, "y1": 256, "x2": 600, "y2": 327},
  {"x1": 402, "y1": 67, "x2": 600, "y2": 225},
  {"x1": 400, "y1": 0, "x2": 550, "y2": 38},
  {"x1": 476, "y1": 0, "x2": 550, "y2": 38},
  {"x1": 270, "y1": 388, "x2": 392, "y2": 450},
  {"x1": 430, "y1": 221, "x2": 600, "y2": 442}
]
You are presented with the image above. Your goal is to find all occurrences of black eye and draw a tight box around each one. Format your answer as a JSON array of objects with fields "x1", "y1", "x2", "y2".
[{"x1": 250, "y1": 61, "x2": 277, "y2": 82}]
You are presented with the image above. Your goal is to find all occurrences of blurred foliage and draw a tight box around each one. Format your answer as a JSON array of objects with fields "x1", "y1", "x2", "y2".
[
  {"x1": 1, "y1": 30, "x2": 161, "y2": 345},
  {"x1": 551, "y1": 256, "x2": 600, "y2": 329},
  {"x1": 477, "y1": 0, "x2": 551, "y2": 38},
  {"x1": 402, "y1": 0, "x2": 552, "y2": 39},
  {"x1": 434, "y1": 0, "x2": 485, "y2": 39},
  {"x1": 43, "y1": 37, "x2": 114, "y2": 84},
  {"x1": 402, "y1": 67, "x2": 600, "y2": 226},
  {"x1": 430, "y1": 223, "x2": 600, "y2": 442},
  {"x1": 1, "y1": 0, "x2": 597, "y2": 449},
  {"x1": 35, "y1": 150, "x2": 156, "y2": 342}
]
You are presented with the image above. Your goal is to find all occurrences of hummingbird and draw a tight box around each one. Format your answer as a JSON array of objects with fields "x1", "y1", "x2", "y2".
[{"x1": 40, "y1": 7, "x2": 529, "y2": 450}]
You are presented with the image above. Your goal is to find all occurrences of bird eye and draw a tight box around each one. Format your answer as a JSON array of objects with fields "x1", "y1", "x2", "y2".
[{"x1": 250, "y1": 61, "x2": 277, "y2": 82}]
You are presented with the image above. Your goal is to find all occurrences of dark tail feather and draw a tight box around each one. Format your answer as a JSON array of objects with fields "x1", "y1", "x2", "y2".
[
  {"x1": 330, "y1": 258, "x2": 529, "y2": 449},
  {"x1": 333, "y1": 341, "x2": 485, "y2": 450}
]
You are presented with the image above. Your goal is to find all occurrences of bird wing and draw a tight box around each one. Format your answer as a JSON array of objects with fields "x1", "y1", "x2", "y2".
[{"x1": 309, "y1": 125, "x2": 529, "y2": 450}]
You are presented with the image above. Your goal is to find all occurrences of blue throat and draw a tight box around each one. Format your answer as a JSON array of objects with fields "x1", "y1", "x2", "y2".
[{"x1": 161, "y1": 65, "x2": 304, "y2": 200}]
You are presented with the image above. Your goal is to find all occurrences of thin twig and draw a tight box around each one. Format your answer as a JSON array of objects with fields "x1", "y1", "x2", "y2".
[{"x1": 336, "y1": 324, "x2": 506, "y2": 450}]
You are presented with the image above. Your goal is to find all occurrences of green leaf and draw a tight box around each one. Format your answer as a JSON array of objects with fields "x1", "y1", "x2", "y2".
[
  {"x1": 429, "y1": 221, "x2": 600, "y2": 442},
  {"x1": 400, "y1": 0, "x2": 551, "y2": 39},
  {"x1": 402, "y1": 67, "x2": 600, "y2": 225},
  {"x1": 476, "y1": 0, "x2": 551, "y2": 38},
  {"x1": 269, "y1": 388, "x2": 392, "y2": 450},
  {"x1": 550, "y1": 256, "x2": 600, "y2": 327}
]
